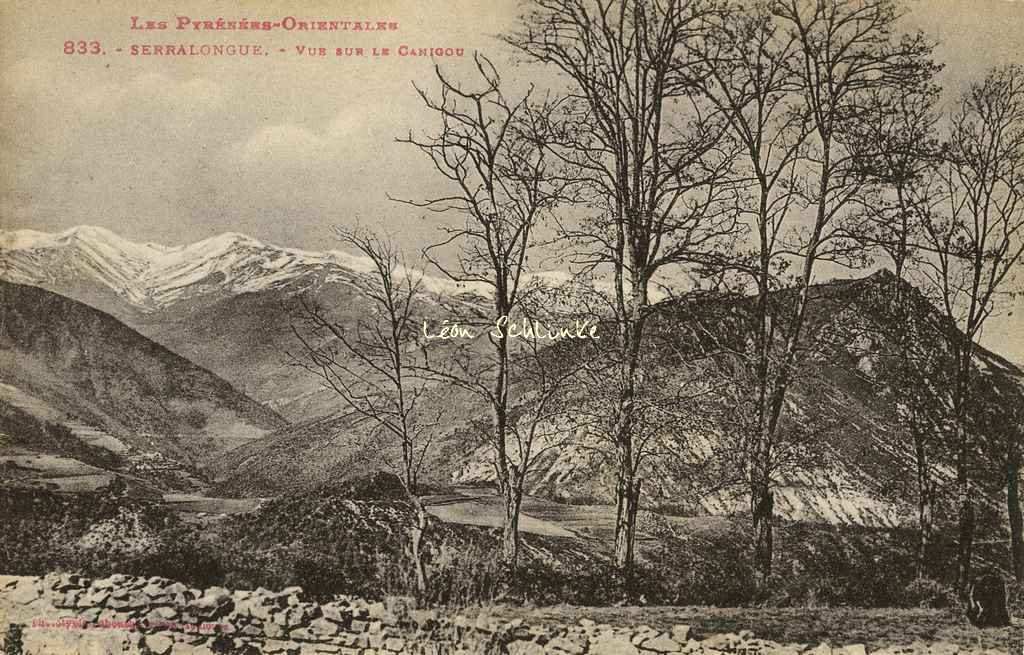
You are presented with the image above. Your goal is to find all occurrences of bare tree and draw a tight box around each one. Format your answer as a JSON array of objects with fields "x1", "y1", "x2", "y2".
[
  {"x1": 395, "y1": 55, "x2": 571, "y2": 572},
  {"x1": 839, "y1": 51, "x2": 946, "y2": 578},
  {"x1": 920, "y1": 63, "x2": 1024, "y2": 588},
  {"x1": 288, "y1": 225, "x2": 437, "y2": 597},
  {"x1": 998, "y1": 397, "x2": 1024, "y2": 581},
  {"x1": 507, "y1": 0, "x2": 741, "y2": 575},
  {"x1": 704, "y1": 0, "x2": 939, "y2": 585},
  {"x1": 696, "y1": 0, "x2": 812, "y2": 588}
]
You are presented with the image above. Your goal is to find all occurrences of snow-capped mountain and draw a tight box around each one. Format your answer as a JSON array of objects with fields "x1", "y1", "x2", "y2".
[
  {"x1": 0, "y1": 225, "x2": 485, "y2": 313},
  {"x1": 0, "y1": 225, "x2": 492, "y2": 420}
]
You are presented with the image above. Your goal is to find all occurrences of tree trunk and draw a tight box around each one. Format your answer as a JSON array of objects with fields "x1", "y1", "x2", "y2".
[
  {"x1": 956, "y1": 436, "x2": 975, "y2": 590},
  {"x1": 501, "y1": 483, "x2": 522, "y2": 572},
  {"x1": 626, "y1": 478, "x2": 642, "y2": 570},
  {"x1": 750, "y1": 145, "x2": 827, "y2": 587},
  {"x1": 612, "y1": 287, "x2": 645, "y2": 575},
  {"x1": 752, "y1": 482, "x2": 774, "y2": 589},
  {"x1": 409, "y1": 498, "x2": 429, "y2": 599},
  {"x1": 914, "y1": 428, "x2": 934, "y2": 579},
  {"x1": 613, "y1": 460, "x2": 638, "y2": 572},
  {"x1": 954, "y1": 339, "x2": 975, "y2": 592},
  {"x1": 1007, "y1": 436, "x2": 1024, "y2": 581},
  {"x1": 491, "y1": 293, "x2": 518, "y2": 572}
]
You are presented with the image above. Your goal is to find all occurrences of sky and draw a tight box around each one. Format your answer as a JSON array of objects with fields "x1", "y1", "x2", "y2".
[{"x1": 0, "y1": 0, "x2": 1022, "y2": 362}]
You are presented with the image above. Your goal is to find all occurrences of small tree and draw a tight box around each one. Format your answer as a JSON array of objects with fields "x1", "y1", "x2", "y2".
[
  {"x1": 396, "y1": 55, "x2": 572, "y2": 572},
  {"x1": 289, "y1": 225, "x2": 438, "y2": 597}
]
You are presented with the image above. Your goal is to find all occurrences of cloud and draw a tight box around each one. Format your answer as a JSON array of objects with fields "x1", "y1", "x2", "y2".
[{"x1": 238, "y1": 124, "x2": 329, "y2": 163}]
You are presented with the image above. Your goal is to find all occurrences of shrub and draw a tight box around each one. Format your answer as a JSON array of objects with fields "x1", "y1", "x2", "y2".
[
  {"x1": 901, "y1": 577, "x2": 955, "y2": 609},
  {"x1": 3, "y1": 624, "x2": 23, "y2": 655},
  {"x1": 763, "y1": 523, "x2": 916, "y2": 607},
  {"x1": 643, "y1": 528, "x2": 756, "y2": 606},
  {"x1": 122, "y1": 524, "x2": 225, "y2": 589}
]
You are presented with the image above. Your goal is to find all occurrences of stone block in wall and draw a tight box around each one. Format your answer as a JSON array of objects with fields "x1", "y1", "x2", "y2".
[
  {"x1": 142, "y1": 632, "x2": 175, "y2": 655},
  {"x1": 701, "y1": 632, "x2": 743, "y2": 651},
  {"x1": 670, "y1": 625, "x2": 690, "y2": 643},
  {"x1": 589, "y1": 632, "x2": 639, "y2": 655},
  {"x1": 638, "y1": 633, "x2": 682, "y2": 653},
  {"x1": 291, "y1": 618, "x2": 342, "y2": 640},
  {"x1": 508, "y1": 640, "x2": 547, "y2": 655},
  {"x1": 265, "y1": 619, "x2": 288, "y2": 638},
  {"x1": 246, "y1": 598, "x2": 277, "y2": 622},
  {"x1": 145, "y1": 605, "x2": 178, "y2": 622},
  {"x1": 262, "y1": 638, "x2": 302, "y2": 654},
  {"x1": 56, "y1": 588, "x2": 84, "y2": 608},
  {"x1": 322, "y1": 602, "x2": 354, "y2": 626},
  {"x1": 332, "y1": 632, "x2": 360, "y2": 647},
  {"x1": 84, "y1": 587, "x2": 112, "y2": 606},
  {"x1": 186, "y1": 591, "x2": 235, "y2": 620},
  {"x1": 109, "y1": 589, "x2": 149, "y2": 611},
  {"x1": 546, "y1": 635, "x2": 586, "y2": 654},
  {"x1": 49, "y1": 572, "x2": 89, "y2": 592},
  {"x1": 80, "y1": 605, "x2": 103, "y2": 622},
  {"x1": 282, "y1": 603, "x2": 319, "y2": 627},
  {"x1": 165, "y1": 581, "x2": 196, "y2": 603},
  {"x1": 241, "y1": 624, "x2": 265, "y2": 637}
]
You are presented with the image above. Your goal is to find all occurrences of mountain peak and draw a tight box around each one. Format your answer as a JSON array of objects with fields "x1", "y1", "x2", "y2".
[
  {"x1": 192, "y1": 231, "x2": 265, "y2": 250},
  {"x1": 0, "y1": 225, "x2": 374, "y2": 311}
]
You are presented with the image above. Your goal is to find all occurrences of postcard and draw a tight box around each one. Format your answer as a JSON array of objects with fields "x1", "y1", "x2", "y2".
[{"x1": 2, "y1": 0, "x2": 1023, "y2": 653}]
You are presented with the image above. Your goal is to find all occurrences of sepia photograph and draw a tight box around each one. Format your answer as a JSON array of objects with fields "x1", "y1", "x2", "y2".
[{"x1": 1, "y1": 0, "x2": 1023, "y2": 652}]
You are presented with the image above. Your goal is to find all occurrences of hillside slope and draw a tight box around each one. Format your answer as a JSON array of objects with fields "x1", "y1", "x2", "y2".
[
  {"x1": 0, "y1": 226, "x2": 482, "y2": 419},
  {"x1": 211, "y1": 272, "x2": 1024, "y2": 529},
  {"x1": 0, "y1": 281, "x2": 286, "y2": 484}
]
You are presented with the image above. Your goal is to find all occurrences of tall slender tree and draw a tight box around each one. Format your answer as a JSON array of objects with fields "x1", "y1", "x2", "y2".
[
  {"x1": 396, "y1": 55, "x2": 571, "y2": 572},
  {"x1": 697, "y1": 0, "x2": 810, "y2": 588},
  {"x1": 507, "y1": 0, "x2": 740, "y2": 575},
  {"x1": 842, "y1": 53, "x2": 945, "y2": 578},
  {"x1": 920, "y1": 64, "x2": 1024, "y2": 588},
  {"x1": 729, "y1": 0, "x2": 937, "y2": 584}
]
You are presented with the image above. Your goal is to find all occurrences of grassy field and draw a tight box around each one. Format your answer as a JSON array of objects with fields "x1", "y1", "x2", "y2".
[
  {"x1": 5, "y1": 481, "x2": 1019, "y2": 651},
  {"x1": 482, "y1": 605, "x2": 1022, "y2": 651}
]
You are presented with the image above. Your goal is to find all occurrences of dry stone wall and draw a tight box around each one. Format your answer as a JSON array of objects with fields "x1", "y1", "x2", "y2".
[{"x1": 0, "y1": 574, "x2": 1006, "y2": 655}]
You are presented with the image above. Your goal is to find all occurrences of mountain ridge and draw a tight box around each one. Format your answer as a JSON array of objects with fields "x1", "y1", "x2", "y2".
[
  {"x1": 0, "y1": 225, "x2": 489, "y2": 313},
  {"x1": 0, "y1": 280, "x2": 287, "y2": 491}
]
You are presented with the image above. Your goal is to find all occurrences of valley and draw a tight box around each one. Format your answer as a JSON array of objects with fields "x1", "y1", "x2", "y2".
[{"x1": 2, "y1": 226, "x2": 1023, "y2": 652}]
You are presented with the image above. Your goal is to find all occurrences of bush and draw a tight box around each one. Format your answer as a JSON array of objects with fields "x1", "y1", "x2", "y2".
[
  {"x1": 900, "y1": 577, "x2": 956, "y2": 609},
  {"x1": 763, "y1": 523, "x2": 916, "y2": 607},
  {"x1": 3, "y1": 624, "x2": 23, "y2": 655},
  {"x1": 642, "y1": 528, "x2": 756, "y2": 606},
  {"x1": 122, "y1": 524, "x2": 225, "y2": 589}
]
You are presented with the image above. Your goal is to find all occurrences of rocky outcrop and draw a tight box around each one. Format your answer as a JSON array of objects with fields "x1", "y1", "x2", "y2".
[{"x1": 0, "y1": 574, "x2": 1007, "y2": 655}]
